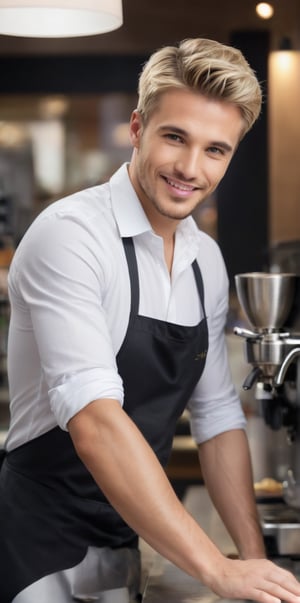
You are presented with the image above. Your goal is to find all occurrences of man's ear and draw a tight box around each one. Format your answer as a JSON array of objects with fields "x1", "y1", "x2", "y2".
[{"x1": 129, "y1": 110, "x2": 143, "y2": 148}]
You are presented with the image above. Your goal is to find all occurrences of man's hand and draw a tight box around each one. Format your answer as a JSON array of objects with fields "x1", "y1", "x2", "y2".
[{"x1": 209, "y1": 556, "x2": 300, "y2": 603}]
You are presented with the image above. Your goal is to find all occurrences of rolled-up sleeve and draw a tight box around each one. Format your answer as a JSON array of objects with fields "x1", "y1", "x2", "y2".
[
  {"x1": 49, "y1": 368, "x2": 123, "y2": 430},
  {"x1": 187, "y1": 241, "x2": 246, "y2": 444},
  {"x1": 12, "y1": 209, "x2": 124, "y2": 430}
]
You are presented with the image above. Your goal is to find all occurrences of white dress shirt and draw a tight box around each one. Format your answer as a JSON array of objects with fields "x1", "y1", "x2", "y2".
[{"x1": 5, "y1": 163, "x2": 246, "y2": 451}]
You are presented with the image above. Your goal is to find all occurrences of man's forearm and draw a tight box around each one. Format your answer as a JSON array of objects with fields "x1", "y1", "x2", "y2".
[
  {"x1": 198, "y1": 429, "x2": 265, "y2": 559},
  {"x1": 68, "y1": 401, "x2": 300, "y2": 603},
  {"x1": 68, "y1": 398, "x2": 224, "y2": 585}
]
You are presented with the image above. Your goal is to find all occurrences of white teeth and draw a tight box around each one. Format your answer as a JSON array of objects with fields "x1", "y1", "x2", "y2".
[{"x1": 166, "y1": 178, "x2": 193, "y2": 191}]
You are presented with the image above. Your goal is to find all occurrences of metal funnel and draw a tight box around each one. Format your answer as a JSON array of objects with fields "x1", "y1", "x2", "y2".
[{"x1": 235, "y1": 272, "x2": 297, "y2": 331}]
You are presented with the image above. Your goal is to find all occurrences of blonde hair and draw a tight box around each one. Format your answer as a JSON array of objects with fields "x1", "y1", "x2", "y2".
[{"x1": 137, "y1": 38, "x2": 262, "y2": 136}]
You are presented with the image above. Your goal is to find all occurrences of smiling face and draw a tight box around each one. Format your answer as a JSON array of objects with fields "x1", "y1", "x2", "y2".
[{"x1": 128, "y1": 88, "x2": 244, "y2": 236}]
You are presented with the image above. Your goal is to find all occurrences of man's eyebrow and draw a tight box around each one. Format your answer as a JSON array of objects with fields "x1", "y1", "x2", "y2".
[
  {"x1": 158, "y1": 125, "x2": 188, "y2": 136},
  {"x1": 209, "y1": 140, "x2": 233, "y2": 152},
  {"x1": 158, "y1": 125, "x2": 233, "y2": 153}
]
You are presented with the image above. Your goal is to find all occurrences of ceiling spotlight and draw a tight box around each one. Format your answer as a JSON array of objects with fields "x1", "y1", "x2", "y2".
[{"x1": 256, "y1": 2, "x2": 274, "y2": 20}]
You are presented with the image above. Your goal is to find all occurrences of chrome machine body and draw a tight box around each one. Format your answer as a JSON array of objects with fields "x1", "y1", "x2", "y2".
[{"x1": 234, "y1": 272, "x2": 300, "y2": 556}]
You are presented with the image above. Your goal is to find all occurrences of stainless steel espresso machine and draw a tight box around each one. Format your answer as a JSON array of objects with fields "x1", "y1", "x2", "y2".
[{"x1": 234, "y1": 272, "x2": 300, "y2": 557}]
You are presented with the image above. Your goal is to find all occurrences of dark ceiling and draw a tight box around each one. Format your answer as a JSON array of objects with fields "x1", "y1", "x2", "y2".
[{"x1": 0, "y1": 0, "x2": 298, "y2": 56}]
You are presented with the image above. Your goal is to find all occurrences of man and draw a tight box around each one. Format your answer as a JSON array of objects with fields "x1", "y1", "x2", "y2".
[{"x1": 1, "y1": 38, "x2": 300, "y2": 603}]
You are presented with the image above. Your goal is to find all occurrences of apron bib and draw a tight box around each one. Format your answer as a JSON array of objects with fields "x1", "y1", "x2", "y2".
[{"x1": 0, "y1": 237, "x2": 208, "y2": 602}]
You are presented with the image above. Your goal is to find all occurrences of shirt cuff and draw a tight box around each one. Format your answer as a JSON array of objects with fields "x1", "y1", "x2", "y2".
[
  {"x1": 189, "y1": 400, "x2": 247, "y2": 444},
  {"x1": 48, "y1": 367, "x2": 124, "y2": 430}
]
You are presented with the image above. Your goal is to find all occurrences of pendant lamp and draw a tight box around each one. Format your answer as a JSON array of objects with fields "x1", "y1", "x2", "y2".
[{"x1": 0, "y1": 0, "x2": 123, "y2": 37}]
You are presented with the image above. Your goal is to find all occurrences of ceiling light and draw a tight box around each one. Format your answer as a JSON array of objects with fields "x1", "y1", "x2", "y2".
[
  {"x1": 256, "y1": 2, "x2": 274, "y2": 20},
  {"x1": 39, "y1": 96, "x2": 69, "y2": 119},
  {"x1": 0, "y1": 1, "x2": 123, "y2": 38}
]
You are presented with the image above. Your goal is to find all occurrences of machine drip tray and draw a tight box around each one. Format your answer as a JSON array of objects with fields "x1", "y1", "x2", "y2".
[{"x1": 260, "y1": 504, "x2": 300, "y2": 556}]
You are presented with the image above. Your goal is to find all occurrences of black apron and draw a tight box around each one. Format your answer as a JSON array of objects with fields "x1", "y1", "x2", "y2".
[{"x1": 0, "y1": 236, "x2": 208, "y2": 602}]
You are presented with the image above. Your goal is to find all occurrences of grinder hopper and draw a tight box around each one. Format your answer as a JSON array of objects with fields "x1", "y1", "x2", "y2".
[{"x1": 235, "y1": 272, "x2": 297, "y2": 332}]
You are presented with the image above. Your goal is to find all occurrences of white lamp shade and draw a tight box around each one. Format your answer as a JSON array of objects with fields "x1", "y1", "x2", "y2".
[{"x1": 0, "y1": 0, "x2": 123, "y2": 37}]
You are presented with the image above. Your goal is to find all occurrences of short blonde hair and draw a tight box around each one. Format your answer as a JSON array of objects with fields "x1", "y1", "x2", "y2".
[{"x1": 137, "y1": 38, "x2": 262, "y2": 136}]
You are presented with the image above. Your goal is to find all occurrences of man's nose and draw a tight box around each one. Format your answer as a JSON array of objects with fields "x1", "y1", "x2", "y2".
[{"x1": 174, "y1": 148, "x2": 202, "y2": 180}]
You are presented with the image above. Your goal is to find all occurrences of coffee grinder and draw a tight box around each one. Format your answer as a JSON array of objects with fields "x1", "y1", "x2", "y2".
[{"x1": 234, "y1": 272, "x2": 300, "y2": 556}]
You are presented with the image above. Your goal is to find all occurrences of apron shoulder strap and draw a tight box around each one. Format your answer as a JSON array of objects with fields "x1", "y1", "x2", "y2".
[
  {"x1": 191, "y1": 260, "x2": 206, "y2": 318},
  {"x1": 122, "y1": 237, "x2": 139, "y2": 320}
]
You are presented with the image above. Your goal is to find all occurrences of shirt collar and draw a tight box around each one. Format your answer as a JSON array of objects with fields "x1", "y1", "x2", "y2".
[{"x1": 110, "y1": 163, "x2": 152, "y2": 238}]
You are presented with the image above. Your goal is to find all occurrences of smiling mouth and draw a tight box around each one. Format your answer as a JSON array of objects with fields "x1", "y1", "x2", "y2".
[{"x1": 164, "y1": 176, "x2": 199, "y2": 192}]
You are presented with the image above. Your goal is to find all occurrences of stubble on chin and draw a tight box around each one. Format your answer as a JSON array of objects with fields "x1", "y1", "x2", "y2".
[{"x1": 150, "y1": 194, "x2": 203, "y2": 221}]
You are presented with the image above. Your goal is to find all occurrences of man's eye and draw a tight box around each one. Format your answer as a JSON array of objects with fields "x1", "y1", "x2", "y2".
[
  {"x1": 165, "y1": 133, "x2": 183, "y2": 143},
  {"x1": 208, "y1": 146, "x2": 224, "y2": 155}
]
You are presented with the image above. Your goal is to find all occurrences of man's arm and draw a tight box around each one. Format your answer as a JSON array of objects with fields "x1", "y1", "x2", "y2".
[
  {"x1": 68, "y1": 398, "x2": 300, "y2": 603},
  {"x1": 198, "y1": 428, "x2": 265, "y2": 559}
]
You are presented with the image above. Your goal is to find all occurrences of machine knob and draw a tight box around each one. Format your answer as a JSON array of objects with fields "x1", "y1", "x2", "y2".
[{"x1": 234, "y1": 326, "x2": 260, "y2": 340}]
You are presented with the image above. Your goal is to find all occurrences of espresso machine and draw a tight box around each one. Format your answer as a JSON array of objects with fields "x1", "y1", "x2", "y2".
[{"x1": 234, "y1": 272, "x2": 300, "y2": 557}]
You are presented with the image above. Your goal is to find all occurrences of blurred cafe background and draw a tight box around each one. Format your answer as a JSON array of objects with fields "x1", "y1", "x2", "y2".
[{"x1": 0, "y1": 0, "x2": 300, "y2": 495}]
